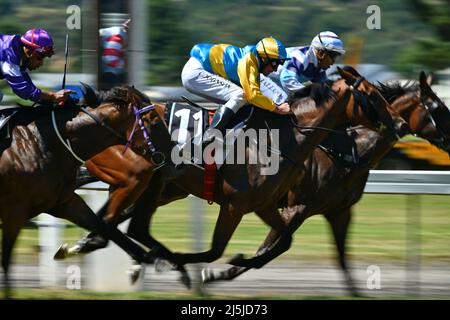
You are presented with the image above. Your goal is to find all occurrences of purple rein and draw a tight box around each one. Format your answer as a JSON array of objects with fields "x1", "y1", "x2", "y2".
[{"x1": 123, "y1": 104, "x2": 157, "y2": 155}]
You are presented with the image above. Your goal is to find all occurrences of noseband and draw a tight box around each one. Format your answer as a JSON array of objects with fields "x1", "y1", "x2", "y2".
[{"x1": 123, "y1": 104, "x2": 165, "y2": 166}]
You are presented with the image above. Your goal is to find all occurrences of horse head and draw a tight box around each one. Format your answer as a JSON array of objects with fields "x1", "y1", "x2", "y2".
[
  {"x1": 337, "y1": 66, "x2": 409, "y2": 138},
  {"x1": 78, "y1": 83, "x2": 168, "y2": 164},
  {"x1": 417, "y1": 71, "x2": 450, "y2": 154}
]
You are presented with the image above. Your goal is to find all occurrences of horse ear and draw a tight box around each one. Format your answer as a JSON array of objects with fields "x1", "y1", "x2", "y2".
[
  {"x1": 337, "y1": 66, "x2": 356, "y2": 82},
  {"x1": 419, "y1": 71, "x2": 434, "y2": 97},
  {"x1": 426, "y1": 73, "x2": 434, "y2": 86},
  {"x1": 80, "y1": 82, "x2": 100, "y2": 106},
  {"x1": 419, "y1": 71, "x2": 427, "y2": 86}
]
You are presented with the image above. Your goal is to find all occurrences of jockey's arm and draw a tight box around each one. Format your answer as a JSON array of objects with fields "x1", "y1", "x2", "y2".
[
  {"x1": 40, "y1": 89, "x2": 75, "y2": 103},
  {"x1": 237, "y1": 53, "x2": 278, "y2": 112},
  {"x1": 280, "y1": 67, "x2": 309, "y2": 94},
  {"x1": 5, "y1": 71, "x2": 73, "y2": 103},
  {"x1": 4, "y1": 71, "x2": 41, "y2": 102}
]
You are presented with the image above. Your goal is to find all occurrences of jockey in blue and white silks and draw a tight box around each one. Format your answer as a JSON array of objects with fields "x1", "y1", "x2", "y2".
[
  {"x1": 280, "y1": 31, "x2": 346, "y2": 95},
  {"x1": 0, "y1": 28, "x2": 73, "y2": 104}
]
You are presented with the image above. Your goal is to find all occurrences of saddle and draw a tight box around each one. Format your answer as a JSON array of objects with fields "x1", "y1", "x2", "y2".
[
  {"x1": 164, "y1": 99, "x2": 255, "y2": 164},
  {"x1": 164, "y1": 99, "x2": 255, "y2": 203}
]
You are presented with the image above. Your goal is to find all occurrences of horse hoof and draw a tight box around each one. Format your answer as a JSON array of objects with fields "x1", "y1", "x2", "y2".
[
  {"x1": 179, "y1": 273, "x2": 192, "y2": 290},
  {"x1": 201, "y1": 268, "x2": 215, "y2": 284},
  {"x1": 127, "y1": 264, "x2": 142, "y2": 284},
  {"x1": 155, "y1": 258, "x2": 175, "y2": 273},
  {"x1": 53, "y1": 244, "x2": 69, "y2": 260},
  {"x1": 227, "y1": 253, "x2": 245, "y2": 266}
]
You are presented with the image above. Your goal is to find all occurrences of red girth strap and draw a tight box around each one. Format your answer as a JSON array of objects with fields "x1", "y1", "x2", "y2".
[{"x1": 203, "y1": 149, "x2": 216, "y2": 205}]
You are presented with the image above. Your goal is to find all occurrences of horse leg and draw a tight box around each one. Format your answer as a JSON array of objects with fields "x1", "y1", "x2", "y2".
[
  {"x1": 126, "y1": 173, "x2": 173, "y2": 256},
  {"x1": 170, "y1": 204, "x2": 243, "y2": 265},
  {"x1": 72, "y1": 149, "x2": 155, "y2": 254},
  {"x1": 204, "y1": 205, "x2": 309, "y2": 283},
  {"x1": 1, "y1": 207, "x2": 28, "y2": 299},
  {"x1": 70, "y1": 160, "x2": 155, "y2": 255},
  {"x1": 227, "y1": 204, "x2": 298, "y2": 269},
  {"x1": 51, "y1": 193, "x2": 153, "y2": 264},
  {"x1": 324, "y1": 206, "x2": 360, "y2": 297},
  {"x1": 123, "y1": 177, "x2": 192, "y2": 288}
]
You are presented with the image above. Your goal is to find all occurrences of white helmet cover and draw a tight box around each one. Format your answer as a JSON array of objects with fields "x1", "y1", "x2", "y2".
[{"x1": 311, "y1": 31, "x2": 345, "y2": 54}]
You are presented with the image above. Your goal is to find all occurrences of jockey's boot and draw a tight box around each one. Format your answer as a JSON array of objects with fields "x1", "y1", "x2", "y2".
[{"x1": 202, "y1": 105, "x2": 235, "y2": 145}]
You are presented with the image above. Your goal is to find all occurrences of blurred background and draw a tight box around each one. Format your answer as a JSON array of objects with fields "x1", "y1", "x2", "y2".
[{"x1": 0, "y1": 0, "x2": 449, "y2": 299}]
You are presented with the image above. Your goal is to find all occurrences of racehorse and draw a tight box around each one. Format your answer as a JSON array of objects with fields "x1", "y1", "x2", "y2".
[
  {"x1": 0, "y1": 85, "x2": 164, "y2": 297},
  {"x1": 200, "y1": 70, "x2": 450, "y2": 296},
  {"x1": 59, "y1": 67, "x2": 406, "y2": 275}
]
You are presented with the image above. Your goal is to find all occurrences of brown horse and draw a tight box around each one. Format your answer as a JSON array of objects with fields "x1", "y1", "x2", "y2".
[
  {"x1": 60, "y1": 68, "x2": 406, "y2": 273},
  {"x1": 0, "y1": 85, "x2": 164, "y2": 297},
  {"x1": 201, "y1": 71, "x2": 450, "y2": 296}
]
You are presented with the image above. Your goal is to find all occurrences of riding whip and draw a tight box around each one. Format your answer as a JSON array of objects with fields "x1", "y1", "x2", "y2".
[{"x1": 62, "y1": 34, "x2": 69, "y2": 90}]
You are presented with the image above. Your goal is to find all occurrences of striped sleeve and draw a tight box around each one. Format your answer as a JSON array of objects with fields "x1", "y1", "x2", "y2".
[
  {"x1": 1, "y1": 61, "x2": 41, "y2": 102},
  {"x1": 280, "y1": 50, "x2": 308, "y2": 94}
]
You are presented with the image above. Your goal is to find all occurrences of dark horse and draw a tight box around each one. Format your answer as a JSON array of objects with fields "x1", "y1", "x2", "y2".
[
  {"x1": 0, "y1": 85, "x2": 165, "y2": 297},
  {"x1": 59, "y1": 68, "x2": 406, "y2": 276},
  {"x1": 200, "y1": 70, "x2": 450, "y2": 296}
]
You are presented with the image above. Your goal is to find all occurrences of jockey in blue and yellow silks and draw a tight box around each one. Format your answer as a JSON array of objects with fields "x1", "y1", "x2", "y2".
[{"x1": 182, "y1": 37, "x2": 291, "y2": 143}]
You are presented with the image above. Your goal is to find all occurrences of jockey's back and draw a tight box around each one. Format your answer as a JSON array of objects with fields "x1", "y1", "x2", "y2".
[{"x1": 190, "y1": 43, "x2": 260, "y2": 85}]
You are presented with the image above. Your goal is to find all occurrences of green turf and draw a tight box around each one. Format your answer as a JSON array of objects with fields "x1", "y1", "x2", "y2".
[
  {"x1": 11, "y1": 288, "x2": 445, "y2": 300},
  {"x1": 9, "y1": 194, "x2": 450, "y2": 263}
]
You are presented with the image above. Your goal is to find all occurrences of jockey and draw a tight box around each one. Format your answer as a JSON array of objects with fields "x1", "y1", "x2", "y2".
[
  {"x1": 0, "y1": 28, "x2": 74, "y2": 104},
  {"x1": 181, "y1": 37, "x2": 291, "y2": 143},
  {"x1": 279, "y1": 31, "x2": 345, "y2": 95}
]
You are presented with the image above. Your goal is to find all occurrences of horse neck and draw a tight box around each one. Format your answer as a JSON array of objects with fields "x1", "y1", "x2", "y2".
[
  {"x1": 354, "y1": 127, "x2": 394, "y2": 167},
  {"x1": 293, "y1": 84, "x2": 351, "y2": 129},
  {"x1": 64, "y1": 102, "x2": 134, "y2": 160},
  {"x1": 289, "y1": 87, "x2": 352, "y2": 164}
]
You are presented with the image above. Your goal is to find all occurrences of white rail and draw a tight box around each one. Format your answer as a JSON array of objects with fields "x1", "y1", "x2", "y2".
[{"x1": 79, "y1": 170, "x2": 450, "y2": 195}]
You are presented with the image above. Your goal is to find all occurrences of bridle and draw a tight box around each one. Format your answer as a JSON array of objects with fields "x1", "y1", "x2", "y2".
[
  {"x1": 52, "y1": 101, "x2": 165, "y2": 166},
  {"x1": 419, "y1": 94, "x2": 450, "y2": 149}
]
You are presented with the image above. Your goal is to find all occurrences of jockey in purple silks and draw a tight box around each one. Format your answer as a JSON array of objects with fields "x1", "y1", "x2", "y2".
[{"x1": 0, "y1": 28, "x2": 74, "y2": 104}]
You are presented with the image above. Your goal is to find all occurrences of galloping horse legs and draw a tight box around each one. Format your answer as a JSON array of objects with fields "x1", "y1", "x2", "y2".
[
  {"x1": 124, "y1": 177, "x2": 192, "y2": 288},
  {"x1": 51, "y1": 193, "x2": 153, "y2": 264},
  {"x1": 170, "y1": 204, "x2": 243, "y2": 265},
  {"x1": 203, "y1": 205, "x2": 309, "y2": 283},
  {"x1": 126, "y1": 174, "x2": 173, "y2": 258},
  {"x1": 226, "y1": 204, "x2": 307, "y2": 269},
  {"x1": 1, "y1": 206, "x2": 28, "y2": 299},
  {"x1": 64, "y1": 159, "x2": 156, "y2": 255},
  {"x1": 324, "y1": 207, "x2": 360, "y2": 297}
]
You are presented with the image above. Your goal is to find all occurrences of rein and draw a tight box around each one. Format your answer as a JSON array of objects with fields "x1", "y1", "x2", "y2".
[{"x1": 52, "y1": 103, "x2": 164, "y2": 165}]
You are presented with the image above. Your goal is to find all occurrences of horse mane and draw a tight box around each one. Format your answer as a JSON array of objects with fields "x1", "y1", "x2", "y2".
[
  {"x1": 338, "y1": 65, "x2": 420, "y2": 104},
  {"x1": 80, "y1": 82, "x2": 151, "y2": 107},
  {"x1": 375, "y1": 81, "x2": 419, "y2": 103},
  {"x1": 289, "y1": 81, "x2": 337, "y2": 106}
]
